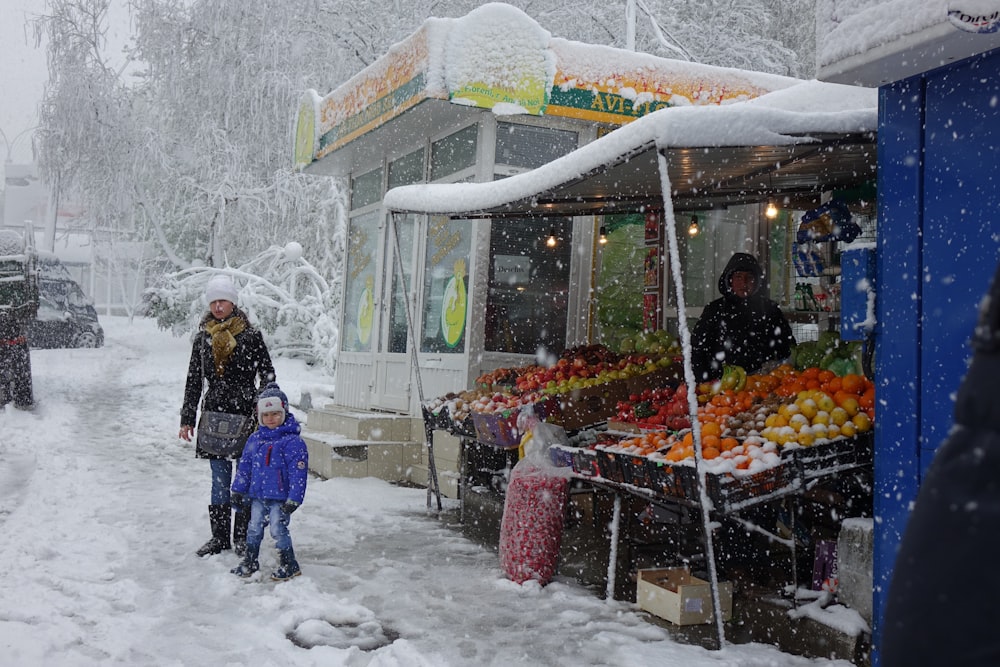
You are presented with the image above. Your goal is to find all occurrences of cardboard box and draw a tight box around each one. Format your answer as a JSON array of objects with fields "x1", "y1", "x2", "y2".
[
  {"x1": 636, "y1": 567, "x2": 733, "y2": 625},
  {"x1": 557, "y1": 380, "x2": 628, "y2": 430}
]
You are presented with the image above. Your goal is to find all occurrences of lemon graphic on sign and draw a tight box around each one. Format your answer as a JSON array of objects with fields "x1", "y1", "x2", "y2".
[
  {"x1": 357, "y1": 275, "x2": 374, "y2": 347},
  {"x1": 440, "y1": 259, "x2": 467, "y2": 348}
]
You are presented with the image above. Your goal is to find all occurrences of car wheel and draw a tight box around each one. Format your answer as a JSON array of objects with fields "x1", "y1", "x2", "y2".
[{"x1": 72, "y1": 330, "x2": 100, "y2": 348}]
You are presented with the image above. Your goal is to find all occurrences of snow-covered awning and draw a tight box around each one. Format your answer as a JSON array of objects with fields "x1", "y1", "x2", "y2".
[{"x1": 382, "y1": 79, "x2": 878, "y2": 218}]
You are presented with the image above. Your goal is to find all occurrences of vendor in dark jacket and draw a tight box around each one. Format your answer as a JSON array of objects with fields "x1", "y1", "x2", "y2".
[
  {"x1": 178, "y1": 274, "x2": 275, "y2": 558},
  {"x1": 691, "y1": 252, "x2": 795, "y2": 381},
  {"x1": 881, "y1": 263, "x2": 1000, "y2": 666}
]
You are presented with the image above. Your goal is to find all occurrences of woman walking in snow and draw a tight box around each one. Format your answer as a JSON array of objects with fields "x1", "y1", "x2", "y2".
[
  {"x1": 178, "y1": 274, "x2": 275, "y2": 558},
  {"x1": 230, "y1": 383, "x2": 308, "y2": 581}
]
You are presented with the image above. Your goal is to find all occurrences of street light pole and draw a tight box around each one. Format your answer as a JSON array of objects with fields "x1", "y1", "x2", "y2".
[{"x1": 0, "y1": 126, "x2": 37, "y2": 164}]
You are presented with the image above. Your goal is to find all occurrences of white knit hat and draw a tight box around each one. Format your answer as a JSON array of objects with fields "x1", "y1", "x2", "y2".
[
  {"x1": 257, "y1": 396, "x2": 285, "y2": 422},
  {"x1": 205, "y1": 275, "x2": 239, "y2": 305}
]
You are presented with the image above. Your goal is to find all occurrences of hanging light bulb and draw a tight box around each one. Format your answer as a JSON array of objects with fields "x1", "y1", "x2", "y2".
[
  {"x1": 765, "y1": 200, "x2": 779, "y2": 219},
  {"x1": 598, "y1": 225, "x2": 608, "y2": 245},
  {"x1": 687, "y1": 215, "x2": 699, "y2": 237},
  {"x1": 546, "y1": 227, "x2": 557, "y2": 248}
]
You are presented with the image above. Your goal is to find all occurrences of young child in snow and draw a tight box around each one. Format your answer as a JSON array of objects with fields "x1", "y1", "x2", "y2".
[{"x1": 230, "y1": 382, "x2": 308, "y2": 581}]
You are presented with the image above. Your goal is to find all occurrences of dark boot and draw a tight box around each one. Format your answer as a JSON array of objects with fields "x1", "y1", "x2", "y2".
[
  {"x1": 230, "y1": 542, "x2": 260, "y2": 577},
  {"x1": 196, "y1": 504, "x2": 232, "y2": 557},
  {"x1": 271, "y1": 547, "x2": 301, "y2": 581},
  {"x1": 233, "y1": 506, "x2": 250, "y2": 557}
]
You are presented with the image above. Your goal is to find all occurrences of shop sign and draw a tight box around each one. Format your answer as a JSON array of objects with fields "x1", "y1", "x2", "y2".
[
  {"x1": 494, "y1": 255, "x2": 531, "y2": 285},
  {"x1": 948, "y1": 6, "x2": 1000, "y2": 33}
]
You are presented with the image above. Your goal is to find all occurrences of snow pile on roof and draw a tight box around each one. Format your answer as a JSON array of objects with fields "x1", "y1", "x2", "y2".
[
  {"x1": 551, "y1": 38, "x2": 799, "y2": 107},
  {"x1": 383, "y1": 79, "x2": 877, "y2": 215},
  {"x1": 443, "y1": 3, "x2": 556, "y2": 113}
]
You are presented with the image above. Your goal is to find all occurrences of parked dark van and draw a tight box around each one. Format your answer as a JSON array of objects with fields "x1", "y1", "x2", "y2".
[{"x1": 26, "y1": 253, "x2": 104, "y2": 349}]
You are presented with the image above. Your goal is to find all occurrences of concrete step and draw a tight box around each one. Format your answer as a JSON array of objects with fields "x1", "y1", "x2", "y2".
[{"x1": 306, "y1": 406, "x2": 424, "y2": 442}]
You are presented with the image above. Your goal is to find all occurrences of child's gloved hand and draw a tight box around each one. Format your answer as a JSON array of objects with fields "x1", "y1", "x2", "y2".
[
  {"x1": 231, "y1": 492, "x2": 247, "y2": 508},
  {"x1": 282, "y1": 500, "x2": 300, "y2": 514}
]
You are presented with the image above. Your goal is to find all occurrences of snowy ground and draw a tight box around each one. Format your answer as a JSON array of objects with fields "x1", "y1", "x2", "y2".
[{"x1": 0, "y1": 316, "x2": 856, "y2": 666}]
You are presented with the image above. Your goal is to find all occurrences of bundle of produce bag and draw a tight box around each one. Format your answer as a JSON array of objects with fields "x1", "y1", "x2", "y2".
[{"x1": 498, "y1": 408, "x2": 573, "y2": 585}]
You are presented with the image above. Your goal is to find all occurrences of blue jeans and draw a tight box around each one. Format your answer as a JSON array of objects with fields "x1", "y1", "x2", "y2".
[
  {"x1": 209, "y1": 458, "x2": 233, "y2": 505},
  {"x1": 247, "y1": 498, "x2": 293, "y2": 551}
]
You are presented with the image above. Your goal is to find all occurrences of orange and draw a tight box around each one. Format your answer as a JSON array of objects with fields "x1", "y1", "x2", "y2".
[
  {"x1": 702, "y1": 447, "x2": 721, "y2": 460},
  {"x1": 700, "y1": 421, "x2": 723, "y2": 438},
  {"x1": 817, "y1": 369, "x2": 836, "y2": 384},
  {"x1": 859, "y1": 387, "x2": 875, "y2": 412},
  {"x1": 841, "y1": 374, "x2": 866, "y2": 395},
  {"x1": 720, "y1": 437, "x2": 740, "y2": 452},
  {"x1": 702, "y1": 434, "x2": 721, "y2": 451}
]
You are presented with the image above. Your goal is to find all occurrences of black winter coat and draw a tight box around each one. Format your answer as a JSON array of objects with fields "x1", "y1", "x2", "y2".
[
  {"x1": 690, "y1": 253, "x2": 795, "y2": 381},
  {"x1": 881, "y1": 264, "x2": 1000, "y2": 666},
  {"x1": 180, "y1": 308, "x2": 275, "y2": 460}
]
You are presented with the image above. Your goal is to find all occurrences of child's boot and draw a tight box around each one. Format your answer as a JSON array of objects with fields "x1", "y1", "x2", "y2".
[
  {"x1": 271, "y1": 547, "x2": 301, "y2": 581},
  {"x1": 233, "y1": 506, "x2": 250, "y2": 557},
  {"x1": 230, "y1": 542, "x2": 260, "y2": 577}
]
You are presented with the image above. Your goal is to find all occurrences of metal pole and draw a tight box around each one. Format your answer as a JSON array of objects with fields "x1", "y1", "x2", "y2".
[
  {"x1": 657, "y1": 149, "x2": 725, "y2": 649},
  {"x1": 390, "y1": 212, "x2": 442, "y2": 510}
]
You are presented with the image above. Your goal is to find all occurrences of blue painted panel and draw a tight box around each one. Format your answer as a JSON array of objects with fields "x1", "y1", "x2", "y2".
[
  {"x1": 873, "y1": 48, "x2": 1000, "y2": 667},
  {"x1": 921, "y1": 53, "x2": 1000, "y2": 471},
  {"x1": 871, "y1": 79, "x2": 924, "y2": 665}
]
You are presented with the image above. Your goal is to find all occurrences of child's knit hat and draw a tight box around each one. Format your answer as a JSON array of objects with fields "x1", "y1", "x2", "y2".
[{"x1": 257, "y1": 382, "x2": 289, "y2": 422}]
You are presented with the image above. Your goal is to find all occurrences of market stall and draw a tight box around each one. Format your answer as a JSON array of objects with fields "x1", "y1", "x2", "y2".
[{"x1": 421, "y1": 340, "x2": 874, "y2": 642}]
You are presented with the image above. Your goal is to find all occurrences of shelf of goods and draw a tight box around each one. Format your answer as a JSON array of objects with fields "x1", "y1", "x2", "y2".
[
  {"x1": 554, "y1": 430, "x2": 872, "y2": 515},
  {"x1": 421, "y1": 344, "x2": 875, "y2": 515}
]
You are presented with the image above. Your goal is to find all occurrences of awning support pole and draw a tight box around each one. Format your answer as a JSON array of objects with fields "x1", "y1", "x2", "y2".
[
  {"x1": 390, "y1": 212, "x2": 442, "y2": 511},
  {"x1": 656, "y1": 149, "x2": 725, "y2": 650}
]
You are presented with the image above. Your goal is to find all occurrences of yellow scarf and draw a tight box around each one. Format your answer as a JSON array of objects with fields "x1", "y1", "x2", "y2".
[{"x1": 204, "y1": 316, "x2": 246, "y2": 376}]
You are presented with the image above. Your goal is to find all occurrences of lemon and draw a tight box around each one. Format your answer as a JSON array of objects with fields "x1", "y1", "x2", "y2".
[
  {"x1": 829, "y1": 407, "x2": 849, "y2": 426},
  {"x1": 797, "y1": 398, "x2": 818, "y2": 420},
  {"x1": 852, "y1": 412, "x2": 873, "y2": 433}
]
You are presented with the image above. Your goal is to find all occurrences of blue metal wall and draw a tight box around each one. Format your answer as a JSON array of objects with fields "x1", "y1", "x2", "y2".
[{"x1": 874, "y1": 48, "x2": 1000, "y2": 664}]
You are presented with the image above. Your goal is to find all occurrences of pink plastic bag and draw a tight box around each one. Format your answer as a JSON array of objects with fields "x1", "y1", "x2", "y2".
[{"x1": 498, "y1": 417, "x2": 572, "y2": 585}]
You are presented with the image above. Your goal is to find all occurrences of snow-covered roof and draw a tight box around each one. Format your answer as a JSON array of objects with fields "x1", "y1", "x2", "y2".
[
  {"x1": 817, "y1": 0, "x2": 1000, "y2": 86},
  {"x1": 382, "y1": 79, "x2": 878, "y2": 217},
  {"x1": 294, "y1": 2, "x2": 802, "y2": 171}
]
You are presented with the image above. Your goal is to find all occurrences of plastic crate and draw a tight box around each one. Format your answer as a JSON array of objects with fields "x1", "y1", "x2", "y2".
[
  {"x1": 572, "y1": 447, "x2": 600, "y2": 476},
  {"x1": 548, "y1": 444, "x2": 577, "y2": 468},
  {"x1": 794, "y1": 433, "x2": 874, "y2": 480},
  {"x1": 706, "y1": 462, "x2": 797, "y2": 513},
  {"x1": 646, "y1": 459, "x2": 698, "y2": 499},
  {"x1": 421, "y1": 404, "x2": 454, "y2": 432},
  {"x1": 595, "y1": 445, "x2": 627, "y2": 483},
  {"x1": 621, "y1": 454, "x2": 654, "y2": 488}
]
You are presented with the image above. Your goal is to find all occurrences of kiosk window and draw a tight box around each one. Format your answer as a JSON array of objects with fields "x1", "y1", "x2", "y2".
[
  {"x1": 351, "y1": 168, "x2": 383, "y2": 211},
  {"x1": 389, "y1": 149, "x2": 425, "y2": 188},
  {"x1": 495, "y1": 122, "x2": 578, "y2": 170},
  {"x1": 430, "y1": 125, "x2": 477, "y2": 181},
  {"x1": 386, "y1": 214, "x2": 415, "y2": 354},
  {"x1": 420, "y1": 216, "x2": 473, "y2": 353},
  {"x1": 342, "y1": 211, "x2": 379, "y2": 352},
  {"x1": 485, "y1": 218, "x2": 572, "y2": 356}
]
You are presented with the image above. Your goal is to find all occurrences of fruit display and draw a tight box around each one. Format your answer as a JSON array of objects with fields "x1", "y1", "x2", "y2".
[
  {"x1": 612, "y1": 384, "x2": 691, "y2": 431},
  {"x1": 616, "y1": 328, "x2": 681, "y2": 355},
  {"x1": 791, "y1": 331, "x2": 864, "y2": 377}
]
